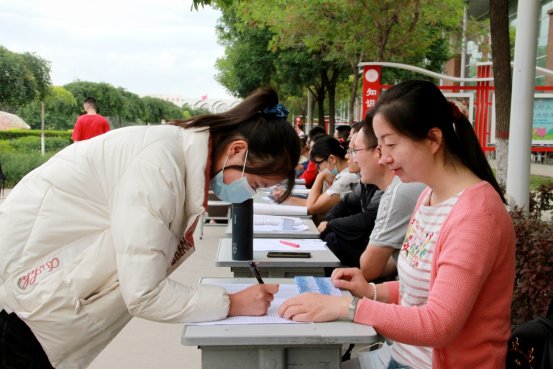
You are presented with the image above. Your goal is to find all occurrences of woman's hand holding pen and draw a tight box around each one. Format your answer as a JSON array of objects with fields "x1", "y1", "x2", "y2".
[{"x1": 227, "y1": 284, "x2": 279, "y2": 317}]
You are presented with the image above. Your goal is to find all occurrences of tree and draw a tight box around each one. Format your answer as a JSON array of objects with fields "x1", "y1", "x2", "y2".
[
  {"x1": 0, "y1": 46, "x2": 51, "y2": 112},
  {"x1": 116, "y1": 88, "x2": 146, "y2": 127},
  {"x1": 489, "y1": 0, "x2": 512, "y2": 187},
  {"x1": 197, "y1": 0, "x2": 463, "y2": 132},
  {"x1": 141, "y1": 96, "x2": 183, "y2": 124},
  {"x1": 242, "y1": 0, "x2": 463, "y2": 132},
  {"x1": 64, "y1": 81, "x2": 124, "y2": 119},
  {"x1": 214, "y1": 5, "x2": 276, "y2": 98},
  {"x1": 17, "y1": 86, "x2": 79, "y2": 130}
]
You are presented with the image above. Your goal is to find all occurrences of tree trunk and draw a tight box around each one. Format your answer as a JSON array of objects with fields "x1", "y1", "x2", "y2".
[
  {"x1": 490, "y1": 0, "x2": 512, "y2": 188},
  {"x1": 349, "y1": 58, "x2": 361, "y2": 123},
  {"x1": 314, "y1": 82, "x2": 326, "y2": 130},
  {"x1": 324, "y1": 67, "x2": 340, "y2": 135}
]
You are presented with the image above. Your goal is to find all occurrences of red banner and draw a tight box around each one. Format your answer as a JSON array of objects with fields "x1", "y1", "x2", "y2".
[{"x1": 362, "y1": 66, "x2": 381, "y2": 120}]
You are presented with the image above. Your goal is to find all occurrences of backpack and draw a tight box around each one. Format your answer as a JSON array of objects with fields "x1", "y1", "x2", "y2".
[{"x1": 506, "y1": 299, "x2": 553, "y2": 369}]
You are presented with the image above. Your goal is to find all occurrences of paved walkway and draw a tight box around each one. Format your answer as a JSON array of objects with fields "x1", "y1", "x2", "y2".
[{"x1": 488, "y1": 160, "x2": 553, "y2": 178}]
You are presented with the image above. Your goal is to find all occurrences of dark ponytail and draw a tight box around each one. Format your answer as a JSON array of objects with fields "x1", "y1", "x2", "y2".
[
  {"x1": 171, "y1": 86, "x2": 300, "y2": 201},
  {"x1": 372, "y1": 80, "x2": 505, "y2": 203}
]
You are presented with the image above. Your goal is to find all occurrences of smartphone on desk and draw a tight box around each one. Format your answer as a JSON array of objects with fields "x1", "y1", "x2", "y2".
[{"x1": 267, "y1": 251, "x2": 311, "y2": 258}]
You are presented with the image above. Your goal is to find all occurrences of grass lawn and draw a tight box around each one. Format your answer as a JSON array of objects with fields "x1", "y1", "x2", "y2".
[{"x1": 530, "y1": 175, "x2": 553, "y2": 189}]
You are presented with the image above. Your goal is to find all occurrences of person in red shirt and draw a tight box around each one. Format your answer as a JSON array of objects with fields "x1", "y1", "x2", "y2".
[
  {"x1": 71, "y1": 97, "x2": 110, "y2": 141},
  {"x1": 299, "y1": 126, "x2": 327, "y2": 188}
]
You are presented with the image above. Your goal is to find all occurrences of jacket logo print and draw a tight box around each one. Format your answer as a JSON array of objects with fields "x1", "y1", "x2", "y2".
[{"x1": 17, "y1": 257, "x2": 60, "y2": 290}]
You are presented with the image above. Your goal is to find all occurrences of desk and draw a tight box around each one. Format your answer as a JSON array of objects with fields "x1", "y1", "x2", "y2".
[
  {"x1": 224, "y1": 217, "x2": 320, "y2": 239},
  {"x1": 216, "y1": 239, "x2": 340, "y2": 277},
  {"x1": 182, "y1": 278, "x2": 379, "y2": 369}
]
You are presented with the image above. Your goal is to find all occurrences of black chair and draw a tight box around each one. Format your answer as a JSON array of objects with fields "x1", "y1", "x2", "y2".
[{"x1": 506, "y1": 298, "x2": 553, "y2": 369}]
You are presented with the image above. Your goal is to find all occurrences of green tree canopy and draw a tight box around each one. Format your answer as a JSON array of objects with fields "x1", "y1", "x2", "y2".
[
  {"x1": 17, "y1": 86, "x2": 79, "y2": 130},
  {"x1": 0, "y1": 46, "x2": 51, "y2": 111},
  {"x1": 142, "y1": 96, "x2": 183, "y2": 124}
]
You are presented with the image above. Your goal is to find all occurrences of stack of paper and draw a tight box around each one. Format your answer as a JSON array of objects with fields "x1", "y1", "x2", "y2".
[
  {"x1": 254, "y1": 202, "x2": 307, "y2": 216},
  {"x1": 253, "y1": 215, "x2": 308, "y2": 232}
]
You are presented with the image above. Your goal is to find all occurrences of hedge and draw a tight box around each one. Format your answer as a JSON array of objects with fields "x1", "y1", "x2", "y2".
[{"x1": 0, "y1": 129, "x2": 72, "y2": 187}]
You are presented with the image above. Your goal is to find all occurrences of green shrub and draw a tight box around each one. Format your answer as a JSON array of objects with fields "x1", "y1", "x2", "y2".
[
  {"x1": 3, "y1": 134, "x2": 72, "y2": 154},
  {"x1": 0, "y1": 140, "x2": 14, "y2": 153},
  {"x1": 510, "y1": 182, "x2": 553, "y2": 327},
  {"x1": 8, "y1": 136, "x2": 42, "y2": 153},
  {"x1": 0, "y1": 151, "x2": 53, "y2": 187},
  {"x1": 0, "y1": 129, "x2": 72, "y2": 140},
  {"x1": 43, "y1": 137, "x2": 72, "y2": 153}
]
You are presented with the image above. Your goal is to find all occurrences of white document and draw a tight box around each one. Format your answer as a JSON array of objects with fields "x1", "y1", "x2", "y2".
[
  {"x1": 254, "y1": 224, "x2": 309, "y2": 232},
  {"x1": 254, "y1": 203, "x2": 308, "y2": 216},
  {"x1": 253, "y1": 215, "x2": 308, "y2": 232},
  {"x1": 254, "y1": 214, "x2": 303, "y2": 226},
  {"x1": 190, "y1": 278, "x2": 341, "y2": 326},
  {"x1": 190, "y1": 284, "x2": 301, "y2": 325},
  {"x1": 253, "y1": 238, "x2": 327, "y2": 252}
]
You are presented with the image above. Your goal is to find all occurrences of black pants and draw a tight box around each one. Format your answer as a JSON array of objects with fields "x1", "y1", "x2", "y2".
[
  {"x1": 0, "y1": 310, "x2": 54, "y2": 369},
  {"x1": 324, "y1": 232, "x2": 367, "y2": 268}
]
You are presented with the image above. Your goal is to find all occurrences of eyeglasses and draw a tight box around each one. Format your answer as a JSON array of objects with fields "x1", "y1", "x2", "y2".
[
  {"x1": 312, "y1": 157, "x2": 328, "y2": 170},
  {"x1": 350, "y1": 145, "x2": 378, "y2": 158}
]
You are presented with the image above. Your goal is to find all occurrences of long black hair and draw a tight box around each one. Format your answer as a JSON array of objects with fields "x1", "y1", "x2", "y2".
[
  {"x1": 371, "y1": 80, "x2": 505, "y2": 203},
  {"x1": 172, "y1": 86, "x2": 300, "y2": 201}
]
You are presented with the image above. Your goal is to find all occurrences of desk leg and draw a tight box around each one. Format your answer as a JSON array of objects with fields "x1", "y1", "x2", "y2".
[{"x1": 200, "y1": 345, "x2": 341, "y2": 369}]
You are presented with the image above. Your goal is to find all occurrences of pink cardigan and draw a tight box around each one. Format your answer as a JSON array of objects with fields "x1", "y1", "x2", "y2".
[{"x1": 355, "y1": 181, "x2": 515, "y2": 369}]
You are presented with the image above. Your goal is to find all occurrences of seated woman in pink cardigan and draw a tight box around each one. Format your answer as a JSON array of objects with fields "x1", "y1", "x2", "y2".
[{"x1": 279, "y1": 80, "x2": 515, "y2": 369}]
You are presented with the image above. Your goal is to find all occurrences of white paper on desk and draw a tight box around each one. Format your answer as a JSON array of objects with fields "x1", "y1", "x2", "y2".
[
  {"x1": 190, "y1": 284, "x2": 302, "y2": 325},
  {"x1": 254, "y1": 215, "x2": 303, "y2": 226},
  {"x1": 254, "y1": 203, "x2": 307, "y2": 216},
  {"x1": 253, "y1": 215, "x2": 309, "y2": 232},
  {"x1": 254, "y1": 224, "x2": 309, "y2": 232},
  {"x1": 253, "y1": 238, "x2": 327, "y2": 251}
]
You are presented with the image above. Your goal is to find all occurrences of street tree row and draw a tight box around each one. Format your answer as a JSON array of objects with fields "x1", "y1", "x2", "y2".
[{"x1": 0, "y1": 46, "x2": 209, "y2": 131}]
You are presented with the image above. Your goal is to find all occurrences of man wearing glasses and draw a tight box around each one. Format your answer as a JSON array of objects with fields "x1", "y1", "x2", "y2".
[{"x1": 332, "y1": 123, "x2": 425, "y2": 282}]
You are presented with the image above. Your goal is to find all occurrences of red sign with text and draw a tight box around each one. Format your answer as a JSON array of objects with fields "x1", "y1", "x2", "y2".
[{"x1": 362, "y1": 66, "x2": 381, "y2": 119}]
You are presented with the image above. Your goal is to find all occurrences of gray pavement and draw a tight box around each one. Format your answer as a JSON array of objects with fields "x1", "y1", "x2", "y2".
[
  {"x1": 488, "y1": 160, "x2": 553, "y2": 178},
  {"x1": 0, "y1": 162, "x2": 551, "y2": 368}
]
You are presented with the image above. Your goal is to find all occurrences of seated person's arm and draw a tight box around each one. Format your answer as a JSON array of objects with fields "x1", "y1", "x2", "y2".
[
  {"x1": 280, "y1": 195, "x2": 307, "y2": 206},
  {"x1": 306, "y1": 172, "x2": 340, "y2": 215},
  {"x1": 359, "y1": 245, "x2": 397, "y2": 282}
]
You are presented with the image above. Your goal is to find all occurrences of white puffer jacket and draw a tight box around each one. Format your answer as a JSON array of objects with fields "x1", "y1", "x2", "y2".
[{"x1": 0, "y1": 125, "x2": 229, "y2": 368}]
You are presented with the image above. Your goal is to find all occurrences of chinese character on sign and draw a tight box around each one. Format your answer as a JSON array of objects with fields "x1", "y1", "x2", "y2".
[{"x1": 366, "y1": 88, "x2": 377, "y2": 96}]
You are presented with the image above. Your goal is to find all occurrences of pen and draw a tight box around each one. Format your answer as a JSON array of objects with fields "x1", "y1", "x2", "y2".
[
  {"x1": 279, "y1": 240, "x2": 300, "y2": 248},
  {"x1": 248, "y1": 261, "x2": 264, "y2": 284}
]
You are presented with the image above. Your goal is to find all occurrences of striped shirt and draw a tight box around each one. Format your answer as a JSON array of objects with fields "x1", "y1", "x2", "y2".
[{"x1": 391, "y1": 191, "x2": 461, "y2": 369}]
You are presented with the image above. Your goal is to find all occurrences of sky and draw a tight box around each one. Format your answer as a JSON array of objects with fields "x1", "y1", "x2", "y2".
[{"x1": 0, "y1": 0, "x2": 235, "y2": 100}]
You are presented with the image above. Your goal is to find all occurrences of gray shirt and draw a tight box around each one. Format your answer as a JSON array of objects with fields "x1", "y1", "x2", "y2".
[{"x1": 369, "y1": 176, "x2": 426, "y2": 261}]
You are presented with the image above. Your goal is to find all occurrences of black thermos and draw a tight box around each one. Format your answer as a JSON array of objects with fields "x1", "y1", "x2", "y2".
[{"x1": 231, "y1": 198, "x2": 254, "y2": 260}]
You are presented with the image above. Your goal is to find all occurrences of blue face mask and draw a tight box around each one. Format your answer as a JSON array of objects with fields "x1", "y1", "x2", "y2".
[
  {"x1": 322, "y1": 161, "x2": 339, "y2": 176},
  {"x1": 210, "y1": 151, "x2": 256, "y2": 203}
]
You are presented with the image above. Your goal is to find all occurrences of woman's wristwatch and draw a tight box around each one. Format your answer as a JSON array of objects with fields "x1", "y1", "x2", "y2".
[{"x1": 348, "y1": 296, "x2": 359, "y2": 321}]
